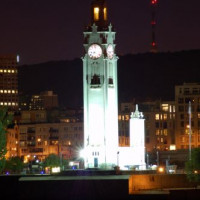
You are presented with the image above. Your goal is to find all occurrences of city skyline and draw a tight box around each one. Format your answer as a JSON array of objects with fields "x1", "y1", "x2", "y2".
[{"x1": 0, "y1": 0, "x2": 199, "y2": 65}]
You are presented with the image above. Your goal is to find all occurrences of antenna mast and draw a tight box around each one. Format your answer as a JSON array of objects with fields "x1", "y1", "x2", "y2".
[{"x1": 150, "y1": 0, "x2": 158, "y2": 53}]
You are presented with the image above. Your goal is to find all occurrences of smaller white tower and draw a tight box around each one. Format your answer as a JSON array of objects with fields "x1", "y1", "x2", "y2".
[{"x1": 129, "y1": 105, "x2": 146, "y2": 169}]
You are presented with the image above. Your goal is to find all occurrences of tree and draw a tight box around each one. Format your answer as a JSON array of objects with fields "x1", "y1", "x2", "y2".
[
  {"x1": 185, "y1": 148, "x2": 200, "y2": 182},
  {"x1": 43, "y1": 154, "x2": 68, "y2": 172},
  {"x1": 5, "y1": 157, "x2": 24, "y2": 174},
  {"x1": 0, "y1": 107, "x2": 13, "y2": 173}
]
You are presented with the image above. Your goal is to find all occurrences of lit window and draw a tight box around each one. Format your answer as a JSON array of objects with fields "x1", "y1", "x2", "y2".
[
  {"x1": 181, "y1": 136, "x2": 185, "y2": 143},
  {"x1": 155, "y1": 114, "x2": 159, "y2": 120},
  {"x1": 163, "y1": 114, "x2": 167, "y2": 120},
  {"x1": 163, "y1": 129, "x2": 168, "y2": 136},
  {"x1": 104, "y1": 8, "x2": 107, "y2": 20},
  {"x1": 198, "y1": 114, "x2": 200, "y2": 119},
  {"x1": 125, "y1": 115, "x2": 129, "y2": 121},
  {"x1": 94, "y1": 7, "x2": 99, "y2": 21},
  {"x1": 162, "y1": 104, "x2": 169, "y2": 112},
  {"x1": 156, "y1": 129, "x2": 160, "y2": 135}
]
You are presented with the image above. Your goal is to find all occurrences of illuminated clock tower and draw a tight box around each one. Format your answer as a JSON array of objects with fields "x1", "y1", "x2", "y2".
[{"x1": 82, "y1": 0, "x2": 118, "y2": 168}]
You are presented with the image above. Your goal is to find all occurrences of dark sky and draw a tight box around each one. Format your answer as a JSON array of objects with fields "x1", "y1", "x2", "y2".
[{"x1": 0, "y1": 0, "x2": 199, "y2": 65}]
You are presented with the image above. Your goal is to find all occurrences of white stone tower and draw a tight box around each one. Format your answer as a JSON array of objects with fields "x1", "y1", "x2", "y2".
[
  {"x1": 129, "y1": 105, "x2": 146, "y2": 169},
  {"x1": 82, "y1": 0, "x2": 118, "y2": 168}
]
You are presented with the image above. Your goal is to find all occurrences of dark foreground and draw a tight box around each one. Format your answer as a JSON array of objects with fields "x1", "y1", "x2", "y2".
[{"x1": 1, "y1": 172, "x2": 200, "y2": 200}]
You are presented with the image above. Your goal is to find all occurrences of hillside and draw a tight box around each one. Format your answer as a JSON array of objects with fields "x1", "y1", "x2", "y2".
[{"x1": 18, "y1": 49, "x2": 200, "y2": 107}]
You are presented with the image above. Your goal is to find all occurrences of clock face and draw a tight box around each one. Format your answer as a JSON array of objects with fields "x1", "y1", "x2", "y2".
[
  {"x1": 88, "y1": 44, "x2": 102, "y2": 59},
  {"x1": 107, "y1": 44, "x2": 114, "y2": 59}
]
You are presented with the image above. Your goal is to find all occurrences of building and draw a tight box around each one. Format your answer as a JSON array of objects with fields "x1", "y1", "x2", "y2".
[
  {"x1": 6, "y1": 124, "x2": 19, "y2": 159},
  {"x1": 175, "y1": 82, "x2": 200, "y2": 149},
  {"x1": 83, "y1": 0, "x2": 118, "y2": 168},
  {"x1": 0, "y1": 55, "x2": 19, "y2": 110},
  {"x1": 17, "y1": 122, "x2": 83, "y2": 163},
  {"x1": 5, "y1": 108, "x2": 84, "y2": 166},
  {"x1": 29, "y1": 91, "x2": 58, "y2": 110},
  {"x1": 119, "y1": 100, "x2": 176, "y2": 153}
]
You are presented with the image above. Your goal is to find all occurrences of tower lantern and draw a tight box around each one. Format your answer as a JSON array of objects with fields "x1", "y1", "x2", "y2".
[{"x1": 91, "y1": 0, "x2": 108, "y2": 29}]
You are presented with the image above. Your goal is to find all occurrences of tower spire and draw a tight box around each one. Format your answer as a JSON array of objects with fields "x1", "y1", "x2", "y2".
[{"x1": 91, "y1": 0, "x2": 108, "y2": 30}]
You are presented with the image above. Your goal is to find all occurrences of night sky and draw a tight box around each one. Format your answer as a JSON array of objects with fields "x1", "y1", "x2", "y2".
[{"x1": 0, "y1": 0, "x2": 199, "y2": 65}]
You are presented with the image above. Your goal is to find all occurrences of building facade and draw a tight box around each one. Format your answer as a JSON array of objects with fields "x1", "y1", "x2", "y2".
[
  {"x1": 17, "y1": 122, "x2": 83, "y2": 163},
  {"x1": 119, "y1": 100, "x2": 176, "y2": 153},
  {"x1": 175, "y1": 82, "x2": 200, "y2": 149},
  {"x1": 29, "y1": 91, "x2": 58, "y2": 110},
  {"x1": 0, "y1": 55, "x2": 19, "y2": 110}
]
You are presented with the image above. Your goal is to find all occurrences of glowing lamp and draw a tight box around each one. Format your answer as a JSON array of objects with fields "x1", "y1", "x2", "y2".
[
  {"x1": 80, "y1": 149, "x2": 85, "y2": 158},
  {"x1": 51, "y1": 167, "x2": 60, "y2": 173},
  {"x1": 158, "y1": 167, "x2": 164, "y2": 173}
]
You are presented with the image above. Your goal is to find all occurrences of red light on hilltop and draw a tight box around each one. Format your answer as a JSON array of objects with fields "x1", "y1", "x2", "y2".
[
  {"x1": 152, "y1": 42, "x2": 156, "y2": 47},
  {"x1": 151, "y1": 0, "x2": 158, "y2": 5}
]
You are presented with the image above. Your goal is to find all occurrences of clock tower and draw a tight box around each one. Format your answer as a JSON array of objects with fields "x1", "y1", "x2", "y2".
[{"x1": 82, "y1": 0, "x2": 118, "y2": 168}]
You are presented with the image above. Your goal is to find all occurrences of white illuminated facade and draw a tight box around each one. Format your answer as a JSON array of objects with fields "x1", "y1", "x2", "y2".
[
  {"x1": 118, "y1": 105, "x2": 146, "y2": 170},
  {"x1": 83, "y1": 0, "x2": 118, "y2": 168},
  {"x1": 82, "y1": 0, "x2": 146, "y2": 170}
]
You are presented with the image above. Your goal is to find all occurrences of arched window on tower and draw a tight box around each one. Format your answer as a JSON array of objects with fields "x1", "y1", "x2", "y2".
[
  {"x1": 104, "y1": 7, "x2": 107, "y2": 21},
  {"x1": 94, "y1": 7, "x2": 100, "y2": 21}
]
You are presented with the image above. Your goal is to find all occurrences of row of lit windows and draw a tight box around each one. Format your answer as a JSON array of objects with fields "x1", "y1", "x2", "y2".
[
  {"x1": 118, "y1": 115, "x2": 130, "y2": 121},
  {"x1": 0, "y1": 102, "x2": 18, "y2": 106},
  {"x1": 0, "y1": 90, "x2": 18, "y2": 94},
  {"x1": 157, "y1": 113, "x2": 175, "y2": 120},
  {"x1": 157, "y1": 137, "x2": 167, "y2": 144},
  {"x1": 155, "y1": 114, "x2": 168, "y2": 120},
  {"x1": 161, "y1": 104, "x2": 176, "y2": 113},
  {"x1": 155, "y1": 129, "x2": 168, "y2": 136},
  {"x1": 0, "y1": 69, "x2": 17, "y2": 73}
]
